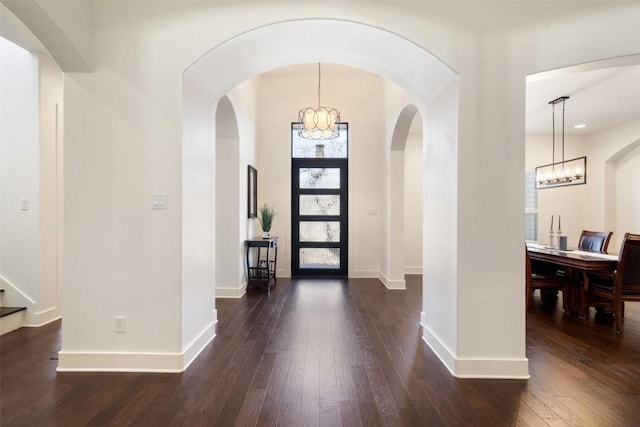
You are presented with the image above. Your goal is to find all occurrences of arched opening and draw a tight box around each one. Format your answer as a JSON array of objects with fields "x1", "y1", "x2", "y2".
[
  {"x1": 215, "y1": 96, "x2": 242, "y2": 297},
  {"x1": 387, "y1": 103, "x2": 422, "y2": 289},
  {"x1": 605, "y1": 138, "x2": 640, "y2": 251},
  {"x1": 404, "y1": 115, "x2": 424, "y2": 276},
  {"x1": 182, "y1": 19, "x2": 461, "y2": 372}
]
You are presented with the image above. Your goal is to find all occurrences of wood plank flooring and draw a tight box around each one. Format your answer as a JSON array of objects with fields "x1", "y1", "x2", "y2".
[{"x1": 2, "y1": 276, "x2": 640, "y2": 426}]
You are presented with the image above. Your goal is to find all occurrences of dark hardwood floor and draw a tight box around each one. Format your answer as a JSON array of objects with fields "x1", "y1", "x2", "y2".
[{"x1": 2, "y1": 276, "x2": 639, "y2": 426}]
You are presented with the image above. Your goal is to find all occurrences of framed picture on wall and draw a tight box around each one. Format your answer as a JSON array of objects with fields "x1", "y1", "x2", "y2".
[{"x1": 248, "y1": 165, "x2": 257, "y2": 218}]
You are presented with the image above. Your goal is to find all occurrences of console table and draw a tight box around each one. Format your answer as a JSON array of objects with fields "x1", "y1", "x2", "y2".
[{"x1": 245, "y1": 237, "x2": 278, "y2": 292}]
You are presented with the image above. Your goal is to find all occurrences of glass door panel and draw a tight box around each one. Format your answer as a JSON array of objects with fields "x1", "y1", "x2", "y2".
[
  {"x1": 299, "y1": 221, "x2": 341, "y2": 242},
  {"x1": 299, "y1": 168, "x2": 341, "y2": 189},
  {"x1": 299, "y1": 248, "x2": 340, "y2": 269},
  {"x1": 299, "y1": 195, "x2": 340, "y2": 216}
]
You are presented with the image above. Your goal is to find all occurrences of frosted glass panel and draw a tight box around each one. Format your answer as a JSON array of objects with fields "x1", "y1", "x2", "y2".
[
  {"x1": 300, "y1": 195, "x2": 340, "y2": 216},
  {"x1": 300, "y1": 221, "x2": 340, "y2": 242},
  {"x1": 292, "y1": 123, "x2": 348, "y2": 158},
  {"x1": 300, "y1": 168, "x2": 340, "y2": 189},
  {"x1": 300, "y1": 248, "x2": 340, "y2": 269}
]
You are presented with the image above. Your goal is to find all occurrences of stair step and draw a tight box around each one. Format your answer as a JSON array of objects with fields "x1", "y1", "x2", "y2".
[{"x1": 0, "y1": 307, "x2": 27, "y2": 317}]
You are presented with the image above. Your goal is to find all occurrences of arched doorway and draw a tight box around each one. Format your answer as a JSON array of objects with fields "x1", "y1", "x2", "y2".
[
  {"x1": 181, "y1": 19, "x2": 463, "y2": 373},
  {"x1": 215, "y1": 96, "x2": 242, "y2": 297}
]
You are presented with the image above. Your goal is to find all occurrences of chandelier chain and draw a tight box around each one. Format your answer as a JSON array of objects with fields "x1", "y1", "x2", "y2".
[{"x1": 317, "y1": 63, "x2": 321, "y2": 107}]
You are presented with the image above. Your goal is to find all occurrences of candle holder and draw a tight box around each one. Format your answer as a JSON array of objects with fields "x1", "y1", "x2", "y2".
[{"x1": 548, "y1": 230, "x2": 556, "y2": 248}]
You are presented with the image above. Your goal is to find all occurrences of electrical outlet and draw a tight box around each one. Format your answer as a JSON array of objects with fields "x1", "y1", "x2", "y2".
[{"x1": 115, "y1": 316, "x2": 126, "y2": 333}]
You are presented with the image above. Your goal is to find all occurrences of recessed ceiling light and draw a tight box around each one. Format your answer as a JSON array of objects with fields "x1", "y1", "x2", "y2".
[{"x1": 574, "y1": 124, "x2": 586, "y2": 129}]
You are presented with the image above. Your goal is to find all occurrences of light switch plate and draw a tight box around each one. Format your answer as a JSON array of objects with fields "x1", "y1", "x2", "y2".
[
  {"x1": 21, "y1": 198, "x2": 30, "y2": 211},
  {"x1": 115, "y1": 316, "x2": 126, "y2": 333},
  {"x1": 151, "y1": 193, "x2": 167, "y2": 210}
]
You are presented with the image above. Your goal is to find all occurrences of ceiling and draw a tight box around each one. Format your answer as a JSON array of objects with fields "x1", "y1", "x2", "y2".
[
  {"x1": 274, "y1": 62, "x2": 640, "y2": 138},
  {"x1": 3, "y1": 1, "x2": 638, "y2": 138},
  {"x1": 525, "y1": 63, "x2": 640, "y2": 136}
]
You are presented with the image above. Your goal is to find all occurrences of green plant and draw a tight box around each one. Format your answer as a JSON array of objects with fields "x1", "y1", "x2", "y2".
[{"x1": 258, "y1": 203, "x2": 276, "y2": 232}]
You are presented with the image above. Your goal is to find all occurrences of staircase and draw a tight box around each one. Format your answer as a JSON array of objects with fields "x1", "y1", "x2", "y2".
[{"x1": 0, "y1": 289, "x2": 27, "y2": 335}]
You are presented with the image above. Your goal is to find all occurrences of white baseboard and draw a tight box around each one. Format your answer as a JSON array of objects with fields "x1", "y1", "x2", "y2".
[
  {"x1": 404, "y1": 266, "x2": 423, "y2": 275},
  {"x1": 25, "y1": 306, "x2": 62, "y2": 327},
  {"x1": 57, "y1": 319, "x2": 217, "y2": 373},
  {"x1": 378, "y1": 272, "x2": 406, "y2": 290},
  {"x1": 350, "y1": 269, "x2": 379, "y2": 279},
  {"x1": 276, "y1": 269, "x2": 290, "y2": 278},
  {"x1": 420, "y1": 313, "x2": 529, "y2": 379},
  {"x1": 215, "y1": 285, "x2": 246, "y2": 298},
  {"x1": 182, "y1": 316, "x2": 217, "y2": 371}
]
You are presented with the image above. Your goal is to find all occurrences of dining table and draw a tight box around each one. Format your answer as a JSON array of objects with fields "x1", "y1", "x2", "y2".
[{"x1": 526, "y1": 242, "x2": 619, "y2": 316}]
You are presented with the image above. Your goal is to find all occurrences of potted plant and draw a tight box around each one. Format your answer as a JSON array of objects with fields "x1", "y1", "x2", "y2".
[{"x1": 258, "y1": 203, "x2": 276, "y2": 238}]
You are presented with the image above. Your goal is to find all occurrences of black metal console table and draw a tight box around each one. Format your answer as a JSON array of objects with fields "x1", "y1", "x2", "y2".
[{"x1": 244, "y1": 236, "x2": 278, "y2": 292}]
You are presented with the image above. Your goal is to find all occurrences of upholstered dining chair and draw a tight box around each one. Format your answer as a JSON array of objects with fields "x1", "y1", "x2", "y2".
[
  {"x1": 578, "y1": 230, "x2": 613, "y2": 253},
  {"x1": 584, "y1": 232, "x2": 640, "y2": 333},
  {"x1": 526, "y1": 247, "x2": 569, "y2": 312}
]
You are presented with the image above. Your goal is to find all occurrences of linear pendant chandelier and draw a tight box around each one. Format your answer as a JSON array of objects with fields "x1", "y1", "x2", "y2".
[
  {"x1": 535, "y1": 96, "x2": 587, "y2": 189},
  {"x1": 297, "y1": 63, "x2": 341, "y2": 140}
]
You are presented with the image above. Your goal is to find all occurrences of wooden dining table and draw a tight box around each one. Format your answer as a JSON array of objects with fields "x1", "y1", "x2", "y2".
[{"x1": 526, "y1": 243, "x2": 619, "y2": 316}]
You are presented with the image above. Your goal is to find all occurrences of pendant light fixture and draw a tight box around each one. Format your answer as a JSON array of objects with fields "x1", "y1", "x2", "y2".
[
  {"x1": 535, "y1": 96, "x2": 587, "y2": 189},
  {"x1": 297, "y1": 63, "x2": 341, "y2": 140}
]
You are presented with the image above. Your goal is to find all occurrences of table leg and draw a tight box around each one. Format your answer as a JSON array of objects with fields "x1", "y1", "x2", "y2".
[{"x1": 579, "y1": 270, "x2": 590, "y2": 318}]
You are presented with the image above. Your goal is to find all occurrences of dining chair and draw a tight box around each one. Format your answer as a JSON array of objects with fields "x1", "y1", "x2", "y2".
[
  {"x1": 526, "y1": 247, "x2": 569, "y2": 312},
  {"x1": 584, "y1": 232, "x2": 640, "y2": 333},
  {"x1": 578, "y1": 230, "x2": 613, "y2": 253}
]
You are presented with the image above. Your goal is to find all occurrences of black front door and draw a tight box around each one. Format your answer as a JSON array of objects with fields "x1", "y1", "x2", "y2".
[{"x1": 291, "y1": 123, "x2": 348, "y2": 277}]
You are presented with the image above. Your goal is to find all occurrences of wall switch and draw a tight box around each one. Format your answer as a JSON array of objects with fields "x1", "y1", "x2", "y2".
[
  {"x1": 365, "y1": 208, "x2": 377, "y2": 215},
  {"x1": 115, "y1": 316, "x2": 126, "y2": 333},
  {"x1": 151, "y1": 193, "x2": 167, "y2": 210},
  {"x1": 21, "y1": 198, "x2": 30, "y2": 211}
]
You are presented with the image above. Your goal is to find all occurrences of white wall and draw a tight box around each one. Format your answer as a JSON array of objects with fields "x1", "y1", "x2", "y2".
[
  {"x1": 256, "y1": 65, "x2": 385, "y2": 278},
  {"x1": 228, "y1": 80, "x2": 258, "y2": 286},
  {"x1": 421, "y1": 79, "x2": 460, "y2": 367},
  {"x1": 59, "y1": 3, "x2": 188, "y2": 369},
  {"x1": 0, "y1": 37, "x2": 40, "y2": 305},
  {"x1": 404, "y1": 131, "x2": 423, "y2": 274},
  {"x1": 181, "y1": 79, "x2": 216, "y2": 365}
]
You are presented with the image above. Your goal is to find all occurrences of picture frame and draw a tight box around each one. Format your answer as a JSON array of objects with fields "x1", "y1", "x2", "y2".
[{"x1": 247, "y1": 165, "x2": 257, "y2": 218}]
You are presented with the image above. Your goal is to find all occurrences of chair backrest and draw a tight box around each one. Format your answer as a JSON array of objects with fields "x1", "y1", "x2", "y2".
[
  {"x1": 616, "y1": 233, "x2": 640, "y2": 295},
  {"x1": 578, "y1": 230, "x2": 613, "y2": 253}
]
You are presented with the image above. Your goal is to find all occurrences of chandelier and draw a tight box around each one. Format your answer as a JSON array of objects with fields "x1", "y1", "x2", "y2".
[
  {"x1": 535, "y1": 96, "x2": 587, "y2": 189},
  {"x1": 297, "y1": 63, "x2": 341, "y2": 140}
]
